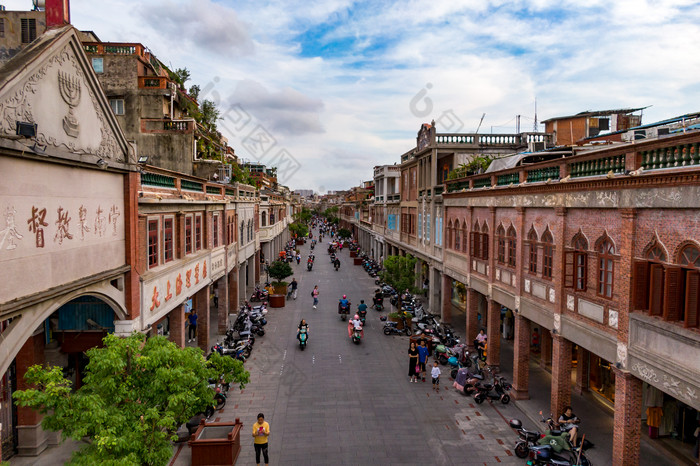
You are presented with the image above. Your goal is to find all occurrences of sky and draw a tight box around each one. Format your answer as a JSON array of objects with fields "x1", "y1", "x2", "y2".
[{"x1": 6, "y1": 0, "x2": 700, "y2": 192}]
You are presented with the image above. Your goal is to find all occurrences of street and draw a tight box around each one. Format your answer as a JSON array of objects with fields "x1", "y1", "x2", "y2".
[{"x1": 174, "y1": 228, "x2": 532, "y2": 466}]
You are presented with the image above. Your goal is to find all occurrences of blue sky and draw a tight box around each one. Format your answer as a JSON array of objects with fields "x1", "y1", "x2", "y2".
[{"x1": 6, "y1": 0, "x2": 700, "y2": 191}]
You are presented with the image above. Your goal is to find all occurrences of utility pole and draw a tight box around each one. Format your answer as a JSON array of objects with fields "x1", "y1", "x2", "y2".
[
  {"x1": 516, "y1": 115, "x2": 521, "y2": 134},
  {"x1": 533, "y1": 98, "x2": 538, "y2": 132}
]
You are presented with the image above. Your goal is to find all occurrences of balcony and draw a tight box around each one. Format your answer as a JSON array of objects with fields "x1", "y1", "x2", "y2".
[
  {"x1": 435, "y1": 132, "x2": 552, "y2": 147},
  {"x1": 386, "y1": 194, "x2": 400, "y2": 203},
  {"x1": 83, "y1": 42, "x2": 145, "y2": 57},
  {"x1": 139, "y1": 76, "x2": 169, "y2": 89},
  {"x1": 141, "y1": 118, "x2": 195, "y2": 134}
]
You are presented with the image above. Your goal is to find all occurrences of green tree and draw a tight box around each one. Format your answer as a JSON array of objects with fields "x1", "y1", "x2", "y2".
[
  {"x1": 294, "y1": 207, "x2": 312, "y2": 224},
  {"x1": 188, "y1": 84, "x2": 201, "y2": 101},
  {"x1": 337, "y1": 228, "x2": 352, "y2": 239},
  {"x1": 267, "y1": 260, "x2": 293, "y2": 286},
  {"x1": 380, "y1": 254, "x2": 421, "y2": 297},
  {"x1": 13, "y1": 334, "x2": 249, "y2": 466},
  {"x1": 289, "y1": 222, "x2": 309, "y2": 239},
  {"x1": 173, "y1": 67, "x2": 190, "y2": 88},
  {"x1": 200, "y1": 100, "x2": 220, "y2": 129}
]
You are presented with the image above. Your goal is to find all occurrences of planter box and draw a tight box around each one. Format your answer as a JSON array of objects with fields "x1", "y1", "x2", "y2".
[
  {"x1": 350, "y1": 251, "x2": 357, "y2": 258},
  {"x1": 389, "y1": 316, "x2": 404, "y2": 329},
  {"x1": 295, "y1": 239, "x2": 304, "y2": 246},
  {"x1": 269, "y1": 294, "x2": 285, "y2": 308},
  {"x1": 353, "y1": 257, "x2": 363, "y2": 266},
  {"x1": 273, "y1": 284, "x2": 288, "y2": 295},
  {"x1": 189, "y1": 418, "x2": 243, "y2": 466}
]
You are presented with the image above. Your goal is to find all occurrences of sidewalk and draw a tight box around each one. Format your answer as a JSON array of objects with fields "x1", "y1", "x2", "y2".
[{"x1": 498, "y1": 339, "x2": 685, "y2": 466}]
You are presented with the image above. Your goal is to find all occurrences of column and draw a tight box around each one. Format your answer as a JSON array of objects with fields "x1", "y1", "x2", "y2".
[
  {"x1": 429, "y1": 268, "x2": 440, "y2": 318},
  {"x1": 612, "y1": 368, "x2": 643, "y2": 466},
  {"x1": 540, "y1": 329, "x2": 552, "y2": 369},
  {"x1": 254, "y1": 250, "x2": 261, "y2": 284},
  {"x1": 550, "y1": 334, "x2": 572, "y2": 419},
  {"x1": 229, "y1": 266, "x2": 239, "y2": 314},
  {"x1": 512, "y1": 314, "x2": 531, "y2": 400},
  {"x1": 574, "y1": 347, "x2": 590, "y2": 395},
  {"x1": 441, "y1": 274, "x2": 452, "y2": 324},
  {"x1": 168, "y1": 304, "x2": 186, "y2": 348},
  {"x1": 195, "y1": 285, "x2": 211, "y2": 353},
  {"x1": 465, "y1": 288, "x2": 480, "y2": 350},
  {"x1": 16, "y1": 333, "x2": 48, "y2": 456},
  {"x1": 217, "y1": 275, "x2": 229, "y2": 334},
  {"x1": 486, "y1": 299, "x2": 501, "y2": 368}
]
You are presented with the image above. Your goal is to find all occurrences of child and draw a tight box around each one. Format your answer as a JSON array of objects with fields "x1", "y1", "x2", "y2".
[{"x1": 431, "y1": 360, "x2": 441, "y2": 392}]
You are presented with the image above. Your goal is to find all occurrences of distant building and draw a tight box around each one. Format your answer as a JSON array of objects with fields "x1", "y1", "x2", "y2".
[{"x1": 542, "y1": 108, "x2": 645, "y2": 146}]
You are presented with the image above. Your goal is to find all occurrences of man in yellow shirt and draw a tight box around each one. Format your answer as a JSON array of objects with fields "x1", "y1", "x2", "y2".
[{"x1": 252, "y1": 412, "x2": 270, "y2": 465}]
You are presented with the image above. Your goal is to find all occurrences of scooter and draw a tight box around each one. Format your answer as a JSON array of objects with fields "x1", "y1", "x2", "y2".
[
  {"x1": 473, "y1": 374, "x2": 512, "y2": 404},
  {"x1": 307, "y1": 261, "x2": 313, "y2": 271},
  {"x1": 298, "y1": 327, "x2": 308, "y2": 350},
  {"x1": 351, "y1": 325, "x2": 363, "y2": 344},
  {"x1": 508, "y1": 418, "x2": 543, "y2": 459},
  {"x1": 383, "y1": 316, "x2": 412, "y2": 336},
  {"x1": 338, "y1": 302, "x2": 351, "y2": 321},
  {"x1": 358, "y1": 307, "x2": 367, "y2": 325},
  {"x1": 334, "y1": 261, "x2": 340, "y2": 271}
]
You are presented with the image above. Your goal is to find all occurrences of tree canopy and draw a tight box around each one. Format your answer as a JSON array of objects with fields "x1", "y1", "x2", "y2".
[
  {"x1": 267, "y1": 260, "x2": 293, "y2": 285},
  {"x1": 380, "y1": 254, "x2": 420, "y2": 295},
  {"x1": 289, "y1": 222, "x2": 309, "y2": 239},
  {"x1": 337, "y1": 228, "x2": 352, "y2": 239},
  {"x1": 13, "y1": 334, "x2": 249, "y2": 466}
]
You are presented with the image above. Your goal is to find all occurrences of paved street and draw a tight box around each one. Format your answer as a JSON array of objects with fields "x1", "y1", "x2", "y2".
[{"x1": 172, "y1": 228, "x2": 533, "y2": 466}]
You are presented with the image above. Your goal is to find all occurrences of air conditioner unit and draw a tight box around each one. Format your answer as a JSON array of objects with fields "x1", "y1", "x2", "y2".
[{"x1": 528, "y1": 141, "x2": 545, "y2": 152}]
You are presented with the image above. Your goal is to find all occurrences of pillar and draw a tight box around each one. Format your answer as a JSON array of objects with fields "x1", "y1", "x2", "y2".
[
  {"x1": 429, "y1": 268, "x2": 440, "y2": 318},
  {"x1": 254, "y1": 250, "x2": 261, "y2": 284},
  {"x1": 195, "y1": 285, "x2": 210, "y2": 353},
  {"x1": 465, "y1": 288, "x2": 480, "y2": 350},
  {"x1": 574, "y1": 347, "x2": 590, "y2": 395},
  {"x1": 229, "y1": 266, "x2": 239, "y2": 314},
  {"x1": 16, "y1": 333, "x2": 48, "y2": 456},
  {"x1": 486, "y1": 299, "x2": 501, "y2": 368},
  {"x1": 441, "y1": 274, "x2": 452, "y2": 324},
  {"x1": 512, "y1": 314, "x2": 531, "y2": 400},
  {"x1": 611, "y1": 368, "x2": 642, "y2": 466},
  {"x1": 540, "y1": 329, "x2": 552, "y2": 369},
  {"x1": 168, "y1": 304, "x2": 186, "y2": 348},
  {"x1": 550, "y1": 334, "x2": 572, "y2": 419},
  {"x1": 217, "y1": 275, "x2": 229, "y2": 334}
]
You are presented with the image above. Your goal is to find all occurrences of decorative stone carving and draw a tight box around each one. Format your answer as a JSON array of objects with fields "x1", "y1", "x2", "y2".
[
  {"x1": 616, "y1": 342, "x2": 627, "y2": 369},
  {"x1": 58, "y1": 70, "x2": 81, "y2": 137},
  {"x1": 553, "y1": 313, "x2": 561, "y2": 333},
  {"x1": 662, "y1": 375, "x2": 698, "y2": 404},
  {"x1": 566, "y1": 294, "x2": 575, "y2": 311},
  {"x1": 608, "y1": 309, "x2": 619, "y2": 329},
  {"x1": 511, "y1": 274, "x2": 517, "y2": 287},
  {"x1": 524, "y1": 279, "x2": 531, "y2": 293},
  {"x1": 548, "y1": 288, "x2": 555, "y2": 303},
  {"x1": 631, "y1": 362, "x2": 659, "y2": 383},
  {"x1": 495, "y1": 268, "x2": 501, "y2": 281}
]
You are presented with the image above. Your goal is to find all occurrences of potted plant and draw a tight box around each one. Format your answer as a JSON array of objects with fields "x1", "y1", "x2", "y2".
[{"x1": 267, "y1": 261, "x2": 293, "y2": 307}]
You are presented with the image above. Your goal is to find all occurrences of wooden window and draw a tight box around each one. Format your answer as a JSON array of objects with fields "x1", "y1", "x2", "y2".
[
  {"x1": 480, "y1": 227, "x2": 489, "y2": 260},
  {"x1": 213, "y1": 214, "x2": 219, "y2": 248},
  {"x1": 632, "y1": 260, "x2": 649, "y2": 310},
  {"x1": 543, "y1": 242, "x2": 553, "y2": 279},
  {"x1": 163, "y1": 218, "x2": 173, "y2": 262},
  {"x1": 528, "y1": 228, "x2": 538, "y2": 274},
  {"x1": 148, "y1": 220, "x2": 159, "y2": 268},
  {"x1": 662, "y1": 266, "x2": 683, "y2": 322},
  {"x1": 185, "y1": 216, "x2": 193, "y2": 254},
  {"x1": 462, "y1": 225, "x2": 468, "y2": 254},
  {"x1": 454, "y1": 220, "x2": 461, "y2": 251},
  {"x1": 679, "y1": 245, "x2": 700, "y2": 268},
  {"x1": 684, "y1": 271, "x2": 699, "y2": 328},
  {"x1": 195, "y1": 215, "x2": 202, "y2": 250},
  {"x1": 648, "y1": 263, "x2": 665, "y2": 316},
  {"x1": 0, "y1": 18, "x2": 5, "y2": 38},
  {"x1": 469, "y1": 230, "x2": 477, "y2": 258},
  {"x1": 21, "y1": 18, "x2": 36, "y2": 44},
  {"x1": 507, "y1": 226, "x2": 517, "y2": 268},
  {"x1": 597, "y1": 238, "x2": 615, "y2": 298},
  {"x1": 496, "y1": 225, "x2": 506, "y2": 264},
  {"x1": 566, "y1": 234, "x2": 588, "y2": 291}
]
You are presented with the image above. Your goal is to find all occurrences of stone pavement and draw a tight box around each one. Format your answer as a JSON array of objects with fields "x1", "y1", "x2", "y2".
[{"x1": 171, "y1": 230, "x2": 530, "y2": 465}]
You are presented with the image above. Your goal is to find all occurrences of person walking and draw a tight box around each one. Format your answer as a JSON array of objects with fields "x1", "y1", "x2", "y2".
[
  {"x1": 213, "y1": 288, "x2": 219, "y2": 308},
  {"x1": 290, "y1": 277, "x2": 298, "y2": 300},
  {"x1": 187, "y1": 309, "x2": 198, "y2": 343},
  {"x1": 252, "y1": 412, "x2": 270, "y2": 466},
  {"x1": 311, "y1": 285, "x2": 319, "y2": 309},
  {"x1": 408, "y1": 341, "x2": 419, "y2": 383},
  {"x1": 431, "y1": 360, "x2": 442, "y2": 392},
  {"x1": 417, "y1": 339, "x2": 430, "y2": 382}
]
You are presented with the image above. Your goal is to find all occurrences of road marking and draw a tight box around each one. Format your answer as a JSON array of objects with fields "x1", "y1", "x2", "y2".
[
  {"x1": 282, "y1": 349, "x2": 287, "y2": 361},
  {"x1": 279, "y1": 364, "x2": 284, "y2": 375},
  {"x1": 312, "y1": 355, "x2": 315, "y2": 365},
  {"x1": 338, "y1": 354, "x2": 342, "y2": 364}
]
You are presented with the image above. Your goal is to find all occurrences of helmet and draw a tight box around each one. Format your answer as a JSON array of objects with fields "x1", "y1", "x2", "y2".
[
  {"x1": 343, "y1": 295, "x2": 347, "y2": 299},
  {"x1": 354, "y1": 314, "x2": 360, "y2": 320}
]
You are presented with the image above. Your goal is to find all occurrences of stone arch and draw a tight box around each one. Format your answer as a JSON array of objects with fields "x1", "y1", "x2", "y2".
[
  {"x1": 571, "y1": 229, "x2": 589, "y2": 250},
  {"x1": 473, "y1": 219, "x2": 481, "y2": 232},
  {"x1": 528, "y1": 225, "x2": 539, "y2": 241},
  {"x1": 496, "y1": 222, "x2": 506, "y2": 236},
  {"x1": 541, "y1": 226, "x2": 554, "y2": 243},
  {"x1": 641, "y1": 232, "x2": 669, "y2": 262},
  {"x1": 675, "y1": 239, "x2": 700, "y2": 266},
  {"x1": 595, "y1": 230, "x2": 617, "y2": 255}
]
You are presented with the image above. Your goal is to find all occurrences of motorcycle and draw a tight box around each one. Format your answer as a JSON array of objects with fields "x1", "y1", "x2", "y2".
[
  {"x1": 298, "y1": 327, "x2": 308, "y2": 350},
  {"x1": 250, "y1": 285, "x2": 269, "y2": 302},
  {"x1": 453, "y1": 366, "x2": 486, "y2": 395},
  {"x1": 383, "y1": 316, "x2": 412, "y2": 336},
  {"x1": 473, "y1": 373, "x2": 512, "y2": 405},
  {"x1": 338, "y1": 301, "x2": 351, "y2": 321}
]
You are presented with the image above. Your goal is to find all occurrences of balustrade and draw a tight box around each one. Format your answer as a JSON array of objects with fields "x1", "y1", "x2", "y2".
[
  {"x1": 473, "y1": 177, "x2": 492, "y2": 189},
  {"x1": 570, "y1": 154, "x2": 624, "y2": 178},
  {"x1": 641, "y1": 143, "x2": 700, "y2": 170},
  {"x1": 497, "y1": 172, "x2": 519, "y2": 186},
  {"x1": 527, "y1": 166, "x2": 560, "y2": 183}
]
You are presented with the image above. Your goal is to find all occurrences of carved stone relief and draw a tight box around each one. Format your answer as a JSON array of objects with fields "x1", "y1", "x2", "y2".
[
  {"x1": 616, "y1": 342, "x2": 627, "y2": 369},
  {"x1": 548, "y1": 288, "x2": 555, "y2": 303},
  {"x1": 631, "y1": 362, "x2": 659, "y2": 383},
  {"x1": 608, "y1": 309, "x2": 619, "y2": 329},
  {"x1": 553, "y1": 313, "x2": 561, "y2": 333},
  {"x1": 524, "y1": 279, "x2": 531, "y2": 293}
]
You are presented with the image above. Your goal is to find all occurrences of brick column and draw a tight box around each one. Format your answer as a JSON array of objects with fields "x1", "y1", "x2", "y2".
[
  {"x1": 486, "y1": 299, "x2": 501, "y2": 368},
  {"x1": 540, "y1": 329, "x2": 552, "y2": 369},
  {"x1": 195, "y1": 285, "x2": 210, "y2": 353},
  {"x1": 217, "y1": 276, "x2": 229, "y2": 334},
  {"x1": 441, "y1": 274, "x2": 452, "y2": 324},
  {"x1": 550, "y1": 334, "x2": 572, "y2": 419},
  {"x1": 16, "y1": 333, "x2": 48, "y2": 456},
  {"x1": 512, "y1": 313, "x2": 531, "y2": 400},
  {"x1": 168, "y1": 304, "x2": 186, "y2": 348},
  {"x1": 255, "y1": 250, "x2": 261, "y2": 284},
  {"x1": 229, "y1": 266, "x2": 239, "y2": 314},
  {"x1": 465, "y1": 288, "x2": 480, "y2": 350},
  {"x1": 612, "y1": 368, "x2": 642, "y2": 466},
  {"x1": 574, "y1": 347, "x2": 590, "y2": 395}
]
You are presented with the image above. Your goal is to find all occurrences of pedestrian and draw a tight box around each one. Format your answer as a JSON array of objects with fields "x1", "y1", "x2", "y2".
[
  {"x1": 311, "y1": 285, "x2": 319, "y2": 309},
  {"x1": 213, "y1": 288, "x2": 219, "y2": 308},
  {"x1": 475, "y1": 329, "x2": 487, "y2": 360},
  {"x1": 187, "y1": 309, "x2": 197, "y2": 343},
  {"x1": 532, "y1": 328, "x2": 540, "y2": 353},
  {"x1": 422, "y1": 278, "x2": 429, "y2": 297},
  {"x1": 503, "y1": 307, "x2": 512, "y2": 340},
  {"x1": 290, "y1": 277, "x2": 298, "y2": 299},
  {"x1": 431, "y1": 360, "x2": 441, "y2": 392},
  {"x1": 417, "y1": 339, "x2": 429, "y2": 382},
  {"x1": 408, "y1": 341, "x2": 419, "y2": 383},
  {"x1": 252, "y1": 412, "x2": 270, "y2": 466}
]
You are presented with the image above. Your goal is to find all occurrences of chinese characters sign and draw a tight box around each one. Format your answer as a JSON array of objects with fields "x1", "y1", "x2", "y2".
[{"x1": 142, "y1": 256, "x2": 211, "y2": 321}]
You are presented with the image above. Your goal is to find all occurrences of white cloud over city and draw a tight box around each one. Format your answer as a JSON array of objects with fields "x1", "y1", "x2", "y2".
[{"x1": 5, "y1": 0, "x2": 700, "y2": 191}]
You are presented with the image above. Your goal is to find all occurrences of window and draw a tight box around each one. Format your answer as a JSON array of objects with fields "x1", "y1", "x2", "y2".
[
  {"x1": 426, "y1": 214, "x2": 431, "y2": 242},
  {"x1": 565, "y1": 233, "x2": 588, "y2": 290},
  {"x1": 163, "y1": 218, "x2": 173, "y2": 262},
  {"x1": 418, "y1": 213, "x2": 422, "y2": 239},
  {"x1": 507, "y1": 226, "x2": 517, "y2": 268},
  {"x1": 195, "y1": 215, "x2": 202, "y2": 250},
  {"x1": 470, "y1": 222, "x2": 489, "y2": 261},
  {"x1": 213, "y1": 214, "x2": 219, "y2": 248},
  {"x1": 240, "y1": 221, "x2": 245, "y2": 244},
  {"x1": 528, "y1": 227, "x2": 538, "y2": 274},
  {"x1": 597, "y1": 237, "x2": 615, "y2": 298},
  {"x1": 148, "y1": 220, "x2": 158, "y2": 268},
  {"x1": 92, "y1": 57, "x2": 104, "y2": 73},
  {"x1": 109, "y1": 98, "x2": 124, "y2": 115},
  {"x1": 542, "y1": 229, "x2": 554, "y2": 279},
  {"x1": 0, "y1": 19, "x2": 5, "y2": 38},
  {"x1": 20, "y1": 18, "x2": 36, "y2": 44},
  {"x1": 496, "y1": 225, "x2": 506, "y2": 264},
  {"x1": 454, "y1": 220, "x2": 461, "y2": 251},
  {"x1": 185, "y1": 216, "x2": 192, "y2": 254},
  {"x1": 261, "y1": 212, "x2": 267, "y2": 227}
]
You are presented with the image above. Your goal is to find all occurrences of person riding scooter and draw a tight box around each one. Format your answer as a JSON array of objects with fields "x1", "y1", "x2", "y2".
[
  {"x1": 348, "y1": 314, "x2": 364, "y2": 338},
  {"x1": 297, "y1": 319, "x2": 309, "y2": 340},
  {"x1": 334, "y1": 258, "x2": 340, "y2": 271},
  {"x1": 373, "y1": 289, "x2": 384, "y2": 310},
  {"x1": 357, "y1": 300, "x2": 367, "y2": 324}
]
